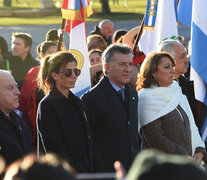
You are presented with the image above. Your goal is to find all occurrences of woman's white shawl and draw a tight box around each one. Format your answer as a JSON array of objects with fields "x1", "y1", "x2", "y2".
[{"x1": 138, "y1": 81, "x2": 205, "y2": 155}]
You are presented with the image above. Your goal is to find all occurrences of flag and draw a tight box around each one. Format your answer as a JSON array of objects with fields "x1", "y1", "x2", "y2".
[
  {"x1": 139, "y1": 0, "x2": 178, "y2": 55},
  {"x1": 177, "y1": 0, "x2": 192, "y2": 27},
  {"x1": 190, "y1": 0, "x2": 207, "y2": 142},
  {"x1": 61, "y1": 0, "x2": 93, "y2": 97}
]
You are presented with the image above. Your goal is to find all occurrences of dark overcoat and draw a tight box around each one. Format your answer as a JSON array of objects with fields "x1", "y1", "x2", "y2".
[
  {"x1": 81, "y1": 76, "x2": 140, "y2": 172},
  {"x1": 0, "y1": 110, "x2": 32, "y2": 165},
  {"x1": 37, "y1": 87, "x2": 94, "y2": 173}
]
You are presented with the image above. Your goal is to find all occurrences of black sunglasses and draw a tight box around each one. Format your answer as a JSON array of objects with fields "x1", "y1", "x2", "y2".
[{"x1": 59, "y1": 68, "x2": 81, "y2": 77}]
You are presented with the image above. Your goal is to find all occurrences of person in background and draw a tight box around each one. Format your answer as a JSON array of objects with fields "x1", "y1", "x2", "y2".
[
  {"x1": 137, "y1": 52, "x2": 206, "y2": 166},
  {"x1": 0, "y1": 36, "x2": 11, "y2": 70},
  {"x1": 88, "y1": 49, "x2": 102, "y2": 66},
  {"x1": 9, "y1": 32, "x2": 39, "y2": 91},
  {"x1": 45, "y1": 29, "x2": 66, "y2": 50},
  {"x1": 36, "y1": 51, "x2": 94, "y2": 173},
  {"x1": 112, "y1": 29, "x2": 128, "y2": 44},
  {"x1": 0, "y1": 70, "x2": 32, "y2": 166},
  {"x1": 90, "y1": 63, "x2": 103, "y2": 87},
  {"x1": 178, "y1": 35, "x2": 185, "y2": 47},
  {"x1": 126, "y1": 149, "x2": 207, "y2": 180},
  {"x1": 122, "y1": 26, "x2": 145, "y2": 90},
  {"x1": 81, "y1": 44, "x2": 140, "y2": 172},
  {"x1": 87, "y1": 34, "x2": 107, "y2": 52},
  {"x1": 90, "y1": 19, "x2": 114, "y2": 46},
  {"x1": 3, "y1": 153, "x2": 77, "y2": 180},
  {"x1": 19, "y1": 41, "x2": 57, "y2": 148}
]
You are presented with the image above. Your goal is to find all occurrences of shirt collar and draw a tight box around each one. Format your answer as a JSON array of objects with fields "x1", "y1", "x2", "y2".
[{"x1": 108, "y1": 79, "x2": 125, "y2": 92}]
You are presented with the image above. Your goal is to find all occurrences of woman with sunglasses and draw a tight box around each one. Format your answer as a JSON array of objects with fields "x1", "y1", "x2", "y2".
[{"x1": 36, "y1": 51, "x2": 94, "y2": 173}]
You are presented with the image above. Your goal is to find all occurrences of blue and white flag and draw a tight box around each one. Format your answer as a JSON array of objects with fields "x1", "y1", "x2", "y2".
[
  {"x1": 190, "y1": 0, "x2": 207, "y2": 142},
  {"x1": 177, "y1": 0, "x2": 192, "y2": 27},
  {"x1": 139, "y1": 0, "x2": 178, "y2": 55},
  {"x1": 144, "y1": 0, "x2": 159, "y2": 30}
]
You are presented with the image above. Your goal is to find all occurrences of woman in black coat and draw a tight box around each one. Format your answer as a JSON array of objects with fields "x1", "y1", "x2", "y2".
[{"x1": 36, "y1": 51, "x2": 93, "y2": 173}]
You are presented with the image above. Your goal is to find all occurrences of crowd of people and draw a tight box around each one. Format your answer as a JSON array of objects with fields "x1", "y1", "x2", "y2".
[{"x1": 0, "y1": 18, "x2": 207, "y2": 179}]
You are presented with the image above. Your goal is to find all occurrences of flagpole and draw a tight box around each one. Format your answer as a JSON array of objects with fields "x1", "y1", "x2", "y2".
[
  {"x1": 57, "y1": 18, "x2": 66, "y2": 51},
  {"x1": 132, "y1": 14, "x2": 145, "y2": 54}
]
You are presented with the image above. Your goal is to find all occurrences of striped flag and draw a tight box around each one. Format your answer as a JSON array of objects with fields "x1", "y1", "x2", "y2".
[
  {"x1": 139, "y1": 0, "x2": 178, "y2": 55},
  {"x1": 62, "y1": 0, "x2": 93, "y2": 96},
  {"x1": 190, "y1": 0, "x2": 207, "y2": 142},
  {"x1": 177, "y1": 0, "x2": 192, "y2": 27}
]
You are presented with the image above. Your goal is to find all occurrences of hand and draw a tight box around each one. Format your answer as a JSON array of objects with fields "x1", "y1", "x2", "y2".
[
  {"x1": 193, "y1": 152, "x2": 204, "y2": 166},
  {"x1": 114, "y1": 161, "x2": 126, "y2": 180}
]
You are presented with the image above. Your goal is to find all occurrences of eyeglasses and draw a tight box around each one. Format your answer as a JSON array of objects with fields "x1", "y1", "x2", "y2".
[{"x1": 59, "y1": 68, "x2": 81, "y2": 77}]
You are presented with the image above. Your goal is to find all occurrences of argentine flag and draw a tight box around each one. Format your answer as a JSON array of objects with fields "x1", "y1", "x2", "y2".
[
  {"x1": 63, "y1": 0, "x2": 93, "y2": 97},
  {"x1": 177, "y1": 0, "x2": 192, "y2": 27},
  {"x1": 139, "y1": 0, "x2": 178, "y2": 55},
  {"x1": 190, "y1": 0, "x2": 207, "y2": 142}
]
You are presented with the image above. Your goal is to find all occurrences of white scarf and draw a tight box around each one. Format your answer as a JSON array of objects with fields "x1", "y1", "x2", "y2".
[{"x1": 138, "y1": 81, "x2": 205, "y2": 155}]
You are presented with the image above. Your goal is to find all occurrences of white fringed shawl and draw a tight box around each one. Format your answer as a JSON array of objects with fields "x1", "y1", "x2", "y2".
[{"x1": 138, "y1": 81, "x2": 205, "y2": 155}]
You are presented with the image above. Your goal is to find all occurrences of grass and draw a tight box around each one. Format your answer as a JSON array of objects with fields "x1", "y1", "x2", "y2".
[{"x1": 0, "y1": 0, "x2": 147, "y2": 25}]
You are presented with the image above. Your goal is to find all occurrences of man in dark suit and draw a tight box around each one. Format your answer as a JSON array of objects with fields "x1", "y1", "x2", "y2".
[
  {"x1": 159, "y1": 40, "x2": 200, "y2": 130},
  {"x1": 81, "y1": 44, "x2": 140, "y2": 172},
  {"x1": 0, "y1": 70, "x2": 32, "y2": 165}
]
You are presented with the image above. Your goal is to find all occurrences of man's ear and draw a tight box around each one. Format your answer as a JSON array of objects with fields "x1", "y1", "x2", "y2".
[
  {"x1": 104, "y1": 63, "x2": 110, "y2": 74},
  {"x1": 25, "y1": 46, "x2": 30, "y2": 53},
  {"x1": 100, "y1": 27, "x2": 104, "y2": 35}
]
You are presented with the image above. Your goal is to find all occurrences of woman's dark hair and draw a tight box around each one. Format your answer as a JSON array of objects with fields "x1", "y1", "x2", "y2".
[
  {"x1": 36, "y1": 41, "x2": 57, "y2": 60},
  {"x1": 0, "y1": 36, "x2": 9, "y2": 59},
  {"x1": 137, "y1": 52, "x2": 175, "y2": 91},
  {"x1": 88, "y1": 49, "x2": 102, "y2": 58},
  {"x1": 38, "y1": 51, "x2": 77, "y2": 94}
]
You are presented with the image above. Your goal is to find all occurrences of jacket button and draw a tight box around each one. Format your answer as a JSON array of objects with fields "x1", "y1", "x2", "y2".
[
  {"x1": 186, "y1": 140, "x2": 189, "y2": 144},
  {"x1": 131, "y1": 147, "x2": 134, "y2": 151},
  {"x1": 88, "y1": 135, "x2": 91, "y2": 140},
  {"x1": 128, "y1": 121, "x2": 130, "y2": 125}
]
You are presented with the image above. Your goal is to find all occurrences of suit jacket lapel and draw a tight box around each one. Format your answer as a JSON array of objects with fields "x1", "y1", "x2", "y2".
[{"x1": 100, "y1": 76, "x2": 127, "y2": 113}]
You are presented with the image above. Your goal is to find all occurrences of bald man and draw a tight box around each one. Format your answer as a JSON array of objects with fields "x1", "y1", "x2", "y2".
[
  {"x1": 90, "y1": 19, "x2": 114, "y2": 46},
  {"x1": 0, "y1": 70, "x2": 32, "y2": 165}
]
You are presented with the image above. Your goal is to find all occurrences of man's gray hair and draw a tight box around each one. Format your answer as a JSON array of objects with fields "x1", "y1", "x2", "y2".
[
  {"x1": 158, "y1": 39, "x2": 182, "y2": 58},
  {"x1": 102, "y1": 43, "x2": 133, "y2": 74}
]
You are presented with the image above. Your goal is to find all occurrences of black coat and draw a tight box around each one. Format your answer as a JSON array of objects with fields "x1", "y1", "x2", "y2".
[
  {"x1": 8, "y1": 53, "x2": 39, "y2": 91},
  {"x1": 37, "y1": 87, "x2": 94, "y2": 173},
  {"x1": 81, "y1": 76, "x2": 140, "y2": 172},
  {"x1": 178, "y1": 76, "x2": 200, "y2": 130},
  {"x1": 0, "y1": 110, "x2": 32, "y2": 165}
]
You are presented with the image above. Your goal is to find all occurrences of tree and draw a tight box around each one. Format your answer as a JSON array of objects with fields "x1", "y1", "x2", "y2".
[
  {"x1": 100, "y1": 0, "x2": 111, "y2": 14},
  {"x1": 3, "y1": 0, "x2": 12, "y2": 7},
  {"x1": 39, "y1": 0, "x2": 54, "y2": 8}
]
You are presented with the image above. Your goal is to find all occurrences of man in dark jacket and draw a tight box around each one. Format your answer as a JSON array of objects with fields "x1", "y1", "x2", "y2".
[
  {"x1": 0, "y1": 70, "x2": 32, "y2": 165},
  {"x1": 90, "y1": 19, "x2": 114, "y2": 46},
  {"x1": 9, "y1": 32, "x2": 39, "y2": 91},
  {"x1": 81, "y1": 44, "x2": 140, "y2": 172}
]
